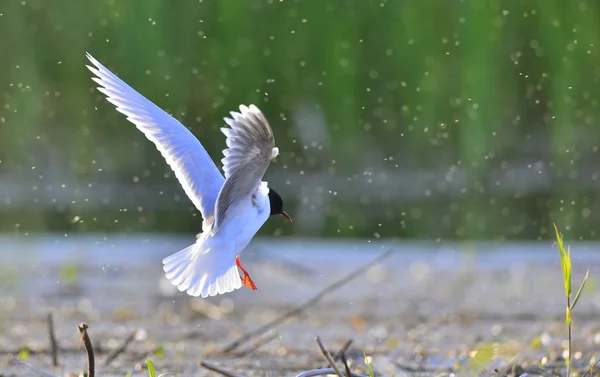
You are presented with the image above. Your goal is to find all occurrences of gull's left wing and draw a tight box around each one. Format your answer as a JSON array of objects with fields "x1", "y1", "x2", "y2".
[{"x1": 86, "y1": 53, "x2": 225, "y2": 228}]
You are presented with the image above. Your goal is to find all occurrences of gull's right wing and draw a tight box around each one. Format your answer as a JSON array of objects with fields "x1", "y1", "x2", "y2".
[{"x1": 214, "y1": 105, "x2": 279, "y2": 228}]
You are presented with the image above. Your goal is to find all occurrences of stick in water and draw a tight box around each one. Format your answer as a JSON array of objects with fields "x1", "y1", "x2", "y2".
[
  {"x1": 316, "y1": 337, "x2": 343, "y2": 377},
  {"x1": 200, "y1": 361, "x2": 246, "y2": 377},
  {"x1": 221, "y1": 249, "x2": 393, "y2": 354},
  {"x1": 47, "y1": 313, "x2": 59, "y2": 367},
  {"x1": 77, "y1": 323, "x2": 95, "y2": 377},
  {"x1": 103, "y1": 329, "x2": 137, "y2": 367}
]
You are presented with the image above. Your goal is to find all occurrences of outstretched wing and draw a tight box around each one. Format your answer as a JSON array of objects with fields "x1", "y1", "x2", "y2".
[
  {"x1": 86, "y1": 53, "x2": 225, "y2": 227},
  {"x1": 214, "y1": 105, "x2": 279, "y2": 228}
]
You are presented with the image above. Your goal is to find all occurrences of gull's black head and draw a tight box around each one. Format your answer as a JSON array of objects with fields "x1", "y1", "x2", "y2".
[{"x1": 268, "y1": 188, "x2": 292, "y2": 222}]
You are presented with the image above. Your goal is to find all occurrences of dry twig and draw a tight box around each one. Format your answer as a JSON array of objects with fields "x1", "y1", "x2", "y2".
[
  {"x1": 11, "y1": 357, "x2": 58, "y2": 377},
  {"x1": 77, "y1": 323, "x2": 95, "y2": 377},
  {"x1": 47, "y1": 313, "x2": 59, "y2": 367},
  {"x1": 583, "y1": 359, "x2": 600, "y2": 377},
  {"x1": 316, "y1": 336, "x2": 343, "y2": 377},
  {"x1": 333, "y1": 339, "x2": 353, "y2": 362},
  {"x1": 103, "y1": 329, "x2": 137, "y2": 367},
  {"x1": 341, "y1": 352, "x2": 352, "y2": 377},
  {"x1": 200, "y1": 361, "x2": 246, "y2": 377},
  {"x1": 221, "y1": 250, "x2": 393, "y2": 354},
  {"x1": 231, "y1": 332, "x2": 280, "y2": 358},
  {"x1": 295, "y1": 368, "x2": 369, "y2": 377}
]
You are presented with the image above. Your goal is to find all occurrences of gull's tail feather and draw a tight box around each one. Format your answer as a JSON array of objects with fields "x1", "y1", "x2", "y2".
[{"x1": 162, "y1": 242, "x2": 242, "y2": 298}]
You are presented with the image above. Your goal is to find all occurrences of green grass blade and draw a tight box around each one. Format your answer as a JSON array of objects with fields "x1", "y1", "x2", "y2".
[
  {"x1": 571, "y1": 269, "x2": 590, "y2": 310},
  {"x1": 554, "y1": 224, "x2": 571, "y2": 296},
  {"x1": 363, "y1": 350, "x2": 375, "y2": 377},
  {"x1": 146, "y1": 360, "x2": 156, "y2": 377},
  {"x1": 566, "y1": 245, "x2": 572, "y2": 296},
  {"x1": 554, "y1": 223, "x2": 564, "y2": 252}
]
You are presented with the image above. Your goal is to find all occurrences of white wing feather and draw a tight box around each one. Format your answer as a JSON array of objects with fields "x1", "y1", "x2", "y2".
[{"x1": 86, "y1": 53, "x2": 225, "y2": 227}]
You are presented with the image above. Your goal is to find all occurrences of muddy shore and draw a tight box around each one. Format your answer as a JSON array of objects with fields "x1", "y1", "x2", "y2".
[{"x1": 1, "y1": 236, "x2": 599, "y2": 376}]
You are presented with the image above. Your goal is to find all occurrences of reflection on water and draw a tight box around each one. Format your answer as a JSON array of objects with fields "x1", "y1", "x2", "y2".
[{"x1": 2, "y1": 233, "x2": 600, "y2": 268}]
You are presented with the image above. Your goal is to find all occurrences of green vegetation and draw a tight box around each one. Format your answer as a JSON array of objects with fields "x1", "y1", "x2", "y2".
[
  {"x1": 1, "y1": 1, "x2": 600, "y2": 239},
  {"x1": 146, "y1": 359, "x2": 156, "y2": 377},
  {"x1": 17, "y1": 348, "x2": 29, "y2": 360},
  {"x1": 363, "y1": 351, "x2": 375, "y2": 377},
  {"x1": 554, "y1": 224, "x2": 589, "y2": 377},
  {"x1": 59, "y1": 264, "x2": 80, "y2": 285}
]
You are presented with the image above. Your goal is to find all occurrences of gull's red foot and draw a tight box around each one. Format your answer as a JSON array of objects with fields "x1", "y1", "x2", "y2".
[{"x1": 236, "y1": 255, "x2": 258, "y2": 290}]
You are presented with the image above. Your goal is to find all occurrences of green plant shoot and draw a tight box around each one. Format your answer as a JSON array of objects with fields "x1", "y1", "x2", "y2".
[
  {"x1": 555, "y1": 224, "x2": 571, "y2": 297},
  {"x1": 554, "y1": 224, "x2": 589, "y2": 314},
  {"x1": 363, "y1": 351, "x2": 375, "y2": 377},
  {"x1": 554, "y1": 223, "x2": 590, "y2": 377},
  {"x1": 146, "y1": 360, "x2": 156, "y2": 377}
]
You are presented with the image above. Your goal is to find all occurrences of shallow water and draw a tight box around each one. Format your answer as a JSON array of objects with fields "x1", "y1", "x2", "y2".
[{"x1": 1, "y1": 235, "x2": 599, "y2": 376}]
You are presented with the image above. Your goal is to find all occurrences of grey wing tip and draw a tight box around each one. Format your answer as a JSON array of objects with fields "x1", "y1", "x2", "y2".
[
  {"x1": 223, "y1": 117, "x2": 234, "y2": 127},
  {"x1": 230, "y1": 104, "x2": 265, "y2": 124},
  {"x1": 240, "y1": 104, "x2": 263, "y2": 115}
]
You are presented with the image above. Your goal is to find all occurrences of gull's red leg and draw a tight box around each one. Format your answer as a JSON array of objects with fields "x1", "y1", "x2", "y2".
[{"x1": 236, "y1": 255, "x2": 258, "y2": 290}]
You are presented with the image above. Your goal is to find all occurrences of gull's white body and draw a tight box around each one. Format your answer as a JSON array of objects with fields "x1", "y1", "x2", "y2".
[
  {"x1": 163, "y1": 182, "x2": 271, "y2": 297},
  {"x1": 86, "y1": 53, "x2": 279, "y2": 298}
]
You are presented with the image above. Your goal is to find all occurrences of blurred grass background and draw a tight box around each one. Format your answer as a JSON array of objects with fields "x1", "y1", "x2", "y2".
[{"x1": 0, "y1": 0, "x2": 599, "y2": 240}]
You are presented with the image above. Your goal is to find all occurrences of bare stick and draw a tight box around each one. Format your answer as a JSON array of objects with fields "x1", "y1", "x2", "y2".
[
  {"x1": 341, "y1": 352, "x2": 352, "y2": 377},
  {"x1": 47, "y1": 313, "x2": 59, "y2": 367},
  {"x1": 200, "y1": 361, "x2": 246, "y2": 377},
  {"x1": 583, "y1": 359, "x2": 600, "y2": 377},
  {"x1": 295, "y1": 368, "x2": 369, "y2": 377},
  {"x1": 231, "y1": 332, "x2": 279, "y2": 358},
  {"x1": 221, "y1": 250, "x2": 393, "y2": 353},
  {"x1": 11, "y1": 357, "x2": 58, "y2": 377},
  {"x1": 103, "y1": 329, "x2": 137, "y2": 367},
  {"x1": 333, "y1": 339, "x2": 353, "y2": 362},
  {"x1": 77, "y1": 323, "x2": 95, "y2": 377},
  {"x1": 316, "y1": 337, "x2": 343, "y2": 377}
]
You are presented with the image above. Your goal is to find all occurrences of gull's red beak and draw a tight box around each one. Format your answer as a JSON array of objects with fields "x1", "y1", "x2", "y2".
[{"x1": 281, "y1": 210, "x2": 293, "y2": 222}]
